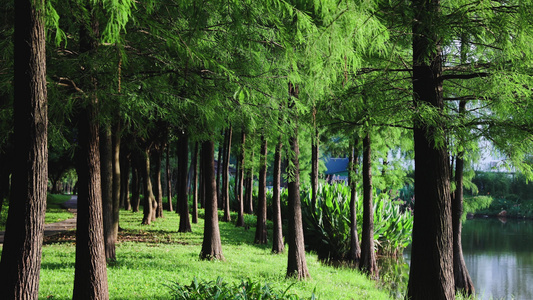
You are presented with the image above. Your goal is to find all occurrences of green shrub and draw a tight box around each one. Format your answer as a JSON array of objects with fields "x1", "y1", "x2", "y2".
[{"x1": 168, "y1": 277, "x2": 314, "y2": 300}]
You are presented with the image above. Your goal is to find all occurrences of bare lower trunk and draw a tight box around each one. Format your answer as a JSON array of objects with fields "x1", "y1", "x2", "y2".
[
  {"x1": 235, "y1": 131, "x2": 245, "y2": 227},
  {"x1": 142, "y1": 149, "x2": 157, "y2": 225},
  {"x1": 254, "y1": 134, "x2": 268, "y2": 244},
  {"x1": 153, "y1": 143, "x2": 164, "y2": 218},
  {"x1": 348, "y1": 141, "x2": 361, "y2": 263},
  {"x1": 166, "y1": 146, "x2": 173, "y2": 212},
  {"x1": 272, "y1": 139, "x2": 284, "y2": 253},
  {"x1": 0, "y1": 1, "x2": 48, "y2": 296},
  {"x1": 100, "y1": 125, "x2": 115, "y2": 262},
  {"x1": 200, "y1": 140, "x2": 225, "y2": 260},
  {"x1": 120, "y1": 151, "x2": 130, "y2": 210},
  {"x1": 191, "y1": 142, "x2": 199, "y2": 223},
  {"x1": 359, "y1": 133, "x2": 378, "y2": 279},
  {"x1": 130, "y1": 157, "x2": 140, "y2": 212},
  {"x1": 178, "y1": 133, "x2": 192, "y2": 232},
  {"x1": 222, "y1": 127, "x2": 232, "y2": 222}
]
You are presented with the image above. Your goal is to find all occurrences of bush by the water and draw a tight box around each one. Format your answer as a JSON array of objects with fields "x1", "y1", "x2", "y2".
[
  {"x1": 297, "y1": 183, "x2": 413, "y2": 262},
  {"x1": 169, "y1": 277, "x2": 315, "y2": 300}
]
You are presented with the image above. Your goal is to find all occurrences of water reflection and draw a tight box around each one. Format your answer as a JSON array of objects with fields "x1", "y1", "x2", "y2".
[{"x1": 462, "y1": 218, "x2": 533, "y2": 300}]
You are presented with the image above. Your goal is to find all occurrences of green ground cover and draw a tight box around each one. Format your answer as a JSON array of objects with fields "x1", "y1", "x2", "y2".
[{"x1": 36, "y1": 209, "x2": 391, "y2": 299}]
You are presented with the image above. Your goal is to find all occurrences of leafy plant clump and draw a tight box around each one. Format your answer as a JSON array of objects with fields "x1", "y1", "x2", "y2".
[
  {"x1": 169, "y1": 277, "x2": 315, "y2": 300},
  {"x1": 299, "y1": 183, "x2": 413, "y2": 262}
]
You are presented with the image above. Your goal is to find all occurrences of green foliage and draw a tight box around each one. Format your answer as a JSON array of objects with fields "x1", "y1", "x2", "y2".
[
  {"x1": 299, "y1": 183, "x2": 413, "y2": 262},
  {"x1": 168, "y1": 277, "x2": 312, "y2": 300}
]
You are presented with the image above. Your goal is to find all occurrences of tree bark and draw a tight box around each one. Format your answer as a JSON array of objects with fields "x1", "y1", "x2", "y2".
[
  {"x1": 0, "y1": 0, "x2": 48, "y2": 296},
  {"x1": 166, "y1": 145, "x2": 173, "y2": 212},
  {"x1": 222, "y1": 127, "x2": 233, "y2": 222},
  {"x1": 199, "y1": 140, "x2": 225, "y2": 260},
  {"x1": 72, "y1": 15, "x2": 109, "y2": 300},
  {"x1": 311, "y1": 107, "x2": 319, "y2": 208},
  {"x1": 100, "y1": 125, "x2": 115, "y2": 262},
  {"x1": 178, "y1": 132, "x2": 192, "y2": 232},
  {"x1": 153, "y1": 142, "x2": 164, "y2": 218},
  {"x1": 348, "y1": 141, "x2": 361, "y2": 263},
  {"x1": 191, "y1": 142, "x2": 199, "y2": 223},
  {"x1": 216, "y1": 141, "x2": 223, "y2": 208},
  {"x1": 254, "y1": 134, "x2": 268, "y2": 244},
  {"x1": 286, "y1": 84, "x2": 310, "y2": 280},
  {"x1": 359, "y1": 133, "x2": 378, "y2": 279},
  {"x1": 235, "y1": 131, "x2": 246, "y2": 227},
  {"x1": 453, "y1": 101, "x2": 475, "y2": 296},
  {"x1": 120, "y1": 150, "x2": 130, "y2": 210},
  {"x1": 407, "y1": 0, "x2": 455, "y2": 297},
  {"x1": 272, "y1": 139, "x2": 285, "y2": 253},
  {"x1": 245, "y1": 149, "x2": 255, "y2": 214},
  {"x1": 130, "y1": 155, "x2": 140, "y2": 212},
  {"x1": 141, "y1": 148, "x2": 157, "y2": 225}
]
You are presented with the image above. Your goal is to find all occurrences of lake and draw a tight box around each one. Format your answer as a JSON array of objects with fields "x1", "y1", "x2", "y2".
[
  {"x1": 396, "y1": 218, "x2": 533, "y2": 299},
  {"x1": 462, "y1": 218, "x2": 533, "y2": 300}
]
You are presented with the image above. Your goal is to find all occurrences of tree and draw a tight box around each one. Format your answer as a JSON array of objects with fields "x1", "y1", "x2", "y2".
[
  {"x1": 222, "y1": 127, "x2": 233, "y2": 222},
  {"x1": 199, "y1": 140, "x2": 225, "y2": 260},
  {"x1": 235, "y1": 130, "x2": 246, "y2": 227},
  {"x1": 271, "y1": 138, "x2": 285, "y2": 253},
  {"x1": 407, "y1": 0, "x2": 454, "y2": 297},
  {"x1": 347, "y1": 140, "x2": 361, "y2": 263},
  {"x1": 177, "y1": 131, "x2": 192, "y2": 232},
  {"x1": 0, "y1": 0, "x2": 47, "y2": 297},
  {"x1": 254, "y1": 134, "x2": 268, "y2": 244}
]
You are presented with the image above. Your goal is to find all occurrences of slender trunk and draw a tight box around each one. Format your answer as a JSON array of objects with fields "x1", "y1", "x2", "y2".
[
  {"x1": 408, "y1": 0, "x2": 454, "y2": 297},
  {"x1": 348, "y1": 141, "x2": 361, "y2": 263},
  {"x1": 141, "y1": 148, "x2": 157, "y2": 225},
  {"x1": 286, "y1": 83, "x2": 310, "y2": 280},
  {"x1": 72, "y1": 17, "x2": 109, "y2": 299},
  {"x1": 235, "y1": 131, "x2": 246, "y2": 227},
  {"x1": 254, "y1": 134, "x2": 268, "y2": 244},
  {"x1": 222, "y1": 127, "x2": 232, "y2": 222},
  {"x1": 453, "y1": 101, "x2": 475, "y2": 296},
  {"x1": 130, "y1": 156, "x2": 140, "y2": 212},
  {"x1": 192, "y1": 142, "x2": 199, "y2": 223},
  {"x1": 112, "y1": 122, "x2": 121, "y2": 237},
  {"x1": 216, "y1": 141, "x2": 222, "y2": 208},
  {"x1": 0, "y1": 0, "x2": 48, "y2": 296},
  {"x1": 245, "y1": 149, "x2": 255, "y2": 214},
  {"x1": 178, "y1": 133, "x2": 192, "y2": 232},
  {"x1": 100, "y1": 125, "x2": 115, "y2": 262},
  {"x1": 359, "y1": 133, "x2": 378, "y2": 279},
  {"x1": 199, "y1": 153, "x2": 205, "y2": 209},
  {"x1": 153, "y1": 143, "x2": 164, "y2": 218},
  {"x1": 199, "y1": 140, "x2": 225, "y2": 260},
  {"x1": 311, "y1": 107, "x2": 319, "y2": 208},
  {"x1": 120, "y1": 151, "x2": 130, "y2": 210},
  {"x1": 272, "y1": 139, "x2": 284, "y2": 253},
  {"x1": 166, "y1": 145, "x2": 173, "y2": 212}
]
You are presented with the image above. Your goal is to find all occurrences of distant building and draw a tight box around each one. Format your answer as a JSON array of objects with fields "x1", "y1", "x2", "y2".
[{"x1": 323, "y1": 158, "x2": 349, "y2": 184}]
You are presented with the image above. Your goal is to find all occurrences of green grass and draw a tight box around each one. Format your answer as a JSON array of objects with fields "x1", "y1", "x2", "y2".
[{"x1": 36, "y1": 209, "x2": 392, "y2": 299}]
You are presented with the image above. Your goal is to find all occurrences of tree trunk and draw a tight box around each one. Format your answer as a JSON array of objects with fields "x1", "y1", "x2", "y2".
[
  {"x1": 311, "y1": 107, "x2": 319, "y2": 208},
  {"x1": 359, "y1": 133, "x2": 378, "y2": 279},
  {"x1": 245, "y1": 149, "x2": 255, "y2": 214},
  {"x1": 178, "y1": 132, "x2": 192, "y2": 232},
  {"x1": 112, "y1": 122, "x2": 121, "y2": 236},
  {"x1": 130, "y1": 156, "x2": 140, "y2": 212},
  {"x1": 141, "y1": 148, "x2": 157, "y2": 225},
  {"x1": 453, "y1": 101, "x2": 475, "y2": 296},
  {"x1": 235, "y1": 131, "x2": 246, "y2": 227},
  {"x1": 216, "y1": 141, "x2": 223, "y2": 208},
  {"x1": 72, "y1": 16, "x2": 109, "y2": 299},
  {"x1": 407, "y1": 0, "x2": 455, "y2": 297},
  {"x1": 166, "y1": 145, "x2": 173, "y2": 212},
  {"x1": 199, "y1": 140, "x2": 225, "y2": 260},
  {"x1": 120, "y1": 151, "x2": 130, "y2": 210},
  {"x1": 286, "y1": 84, "x2": 310, "y2": 280},
  {"x1": 272, "y1": 139, "x2": 285, "y2": 253},
  {"x1": 254, "y1": 134, "x2": 268, "y2": 244},
  {"x1": 222, "y1": 127, "x2": 233, "y2": 222},
  {"x1": 100, "y1": 125, "x2": 115, "y2": 262},
  {"x1": 348, "y1": 141, "x2": 361, "y2": 263},
  {"x1": 153, "y1": 143, "x2": 164, "y2": 218},
  {"x1": 191, "y1": 142, "x2": 199, "y2": 223},
  {"x1": 0, "y1": 1, "x2": 48, "y2": 296}
]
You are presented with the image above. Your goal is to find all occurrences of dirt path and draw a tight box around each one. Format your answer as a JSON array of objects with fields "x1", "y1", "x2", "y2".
[{"x1": 0, "y1": 195, "x2": 78, "y2": 245}]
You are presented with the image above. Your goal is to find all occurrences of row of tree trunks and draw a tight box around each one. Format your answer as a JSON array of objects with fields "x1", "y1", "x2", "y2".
[
  {"x1": 254, "y1": 134, "x2": 268, "y2": 244},
  {"x1": 177, "y1": 132, "x2": 192, "y2": 232},
  {"x1": 0, "y1": 0, "x2": 48, "y2": 297}
]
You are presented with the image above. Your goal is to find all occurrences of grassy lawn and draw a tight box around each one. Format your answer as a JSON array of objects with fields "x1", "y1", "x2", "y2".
[{"x1": 35, "y1": 209, "x2": 392, "y2": 299}]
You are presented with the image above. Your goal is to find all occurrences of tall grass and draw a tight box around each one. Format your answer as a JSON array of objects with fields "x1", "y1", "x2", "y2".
[{"x1": 35, "y1": 209, "x2": 392, "y2": 299}]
